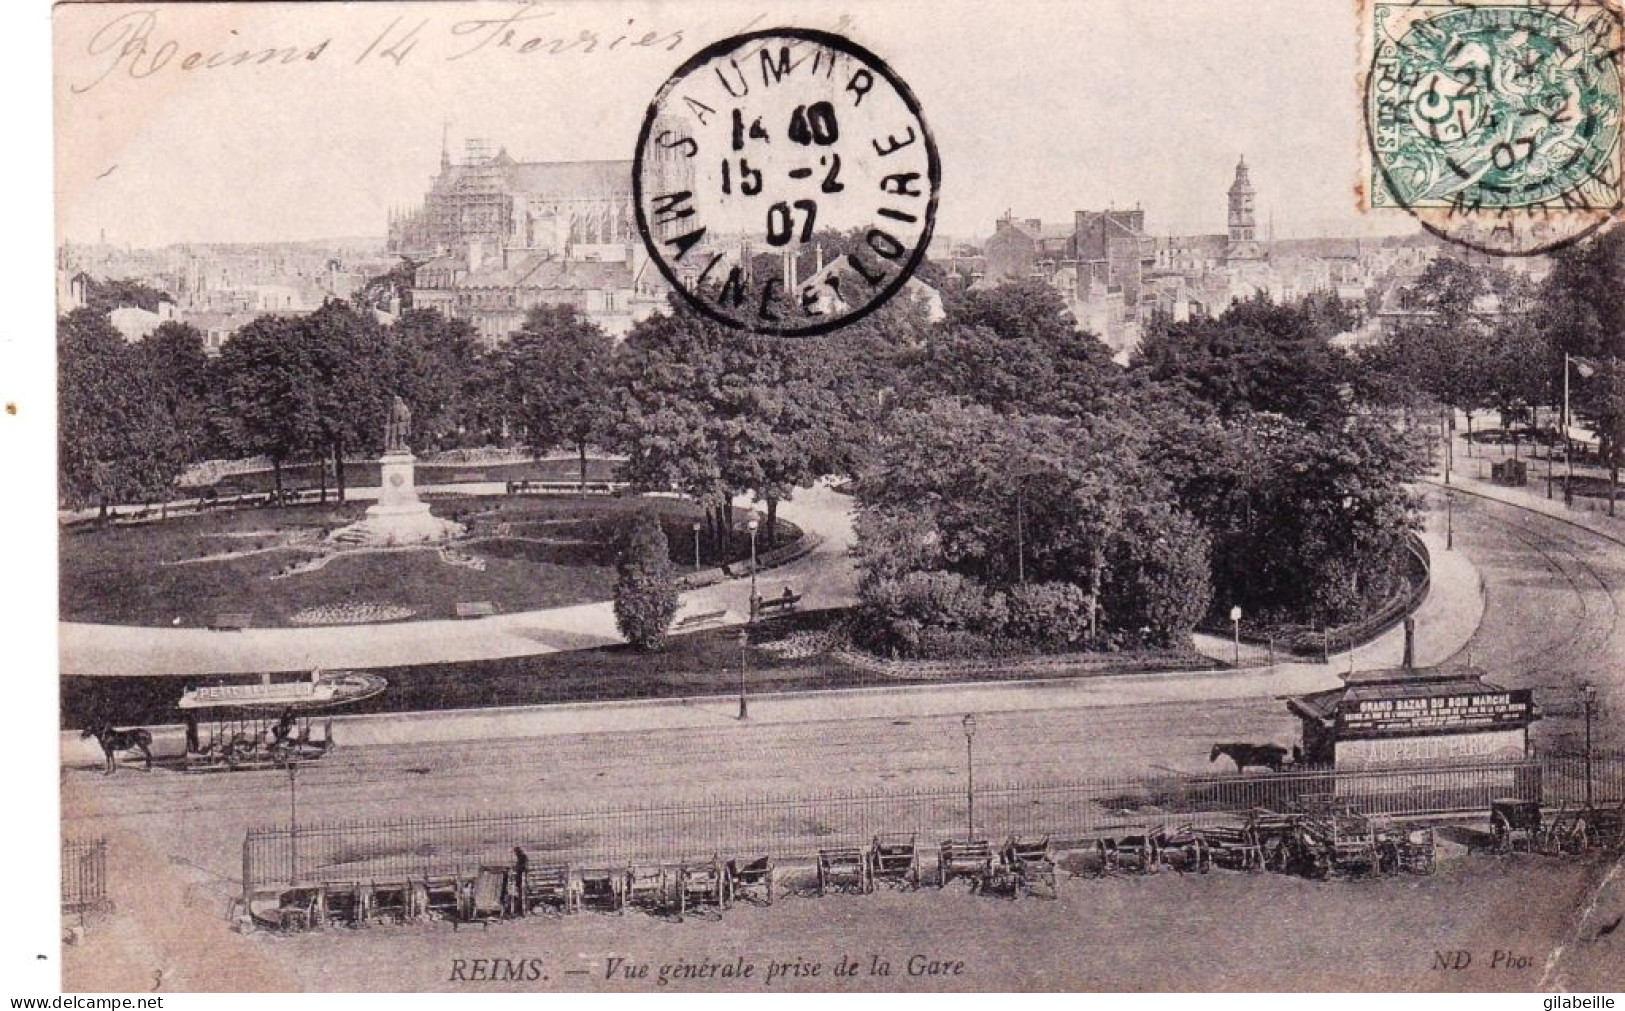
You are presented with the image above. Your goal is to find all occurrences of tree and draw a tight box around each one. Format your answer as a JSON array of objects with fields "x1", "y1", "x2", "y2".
[
  {"x1": 58, "y1": 309, "x2": 185, "y2": 517},
  {"x1": 1532, "y1": 226, "x2": 1625, "y2": 505},
  {"x1": 611, "y1": 303, "x2": 820, "y2": 553},
  {"x1": 208, "y1": 315, "x2": 322, "y2": 501},
  {"x1": 1131, "y1": 292, "x2": 1350, "y2": 427},
  {"x1": 304, "y1": 299, "x2": 391, "y2": 501},
  {"x1": 78, "y1": 276, "x2": 173, "y2": 314},
  {"x1": 851, "y1": 398, "x2": 1211, "y2": 653},
  {"x1": 1361, "y1": 256, "x2": 1532, "y2": 445},
  {"x1": 501, "y1": 305, "x2": 615, "y2": 493},
  {"x1": 384, "y1": 308, "x2": 490, "y2": 452},
  {"x1": 913, "y1": 279, "x2": 1119, "y2": 418},
  {"x1": 612, "y1": 509, "x2": 680, "y2": 651},
  {"x1": 136, "y1": 320, "x2": 215, "y2": 465}
]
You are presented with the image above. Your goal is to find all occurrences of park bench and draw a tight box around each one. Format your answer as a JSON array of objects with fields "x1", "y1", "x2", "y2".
[
  {"x1": 676, "y1": 857, "x2": 729, "y2": 919},
  {"x1": 1194, "y1": 823, "x2": 1263, "y2": 871},
  {"x1": 724, "y1": 856, "x2": 774, "y2": 906},
  {"x1": 420, "y1": 874, "x2": 463, "y2": 920},
  {"x1": 575, "y1": 866, "x2": 626, "y2": 913},
  {"x1": 459, "y1": 866, "x2": 508, "y2": 928},
  {"x1": 674, "y1": 609, "x2": 726, "y2": 630},
  {"x1": 1150, "y1": 824, "x2": 1211, "y2": 874},
  {"x1": 505, "y1": 479, "x2": 536, "y2": 495},
  {"x1": 816, "y1": 845, "x2": 871, "y2": 895},
  {"x1": 271, "y1": 887, "x2": 321, "y2": 931},
  {"x1": 365, "y1": 881, "x2": 412, "y2": 924},
  {"x1": 1002, "y1": 836, "x2": 1058, "y2": 897},
  {"x1": 1096, "y1": 830, "x2": 1160, "y2": 875},
  {"x1": 209, "y1": 612, "x2": 252, "y2": 631},
  {"x1": 454, "y1": 601, "x2": 497, "y2": 619},
  {"x1": 624, "y1": 865, "x2": 673, "y2": 914},
  {"x1": 322, "y1": 881, "x2": 365, "y2": 927},
  {"x1": 518, "y1": 862, "x2": 578, "y2": 915},
  {"x1": 937, "y1": 839, "x2": 1003, "y2": 891},
  {"x1": 753, "y1": 591, "x2": 802, "y2": 619},
  {"x1": 868, "y1": 834, "x2": 921, "y2": 890}
]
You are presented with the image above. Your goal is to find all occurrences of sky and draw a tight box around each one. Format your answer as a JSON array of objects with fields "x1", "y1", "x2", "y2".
[{"x1": 53, "y1": 0, "x2": 1415, "y2": 248}]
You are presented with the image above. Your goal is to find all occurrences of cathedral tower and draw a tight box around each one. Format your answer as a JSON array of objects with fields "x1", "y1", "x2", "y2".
[{"x1": 1227, "y1": 156, "x2": 1256, "y2": 243}]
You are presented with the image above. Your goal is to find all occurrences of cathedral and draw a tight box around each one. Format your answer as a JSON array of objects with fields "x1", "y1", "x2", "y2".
[
  {"x1": 388, "y1": 135, "x2": 671, "y2": 343},
  {"x1": 387, "y1": 136, "x2": 639, "y2": 261}
]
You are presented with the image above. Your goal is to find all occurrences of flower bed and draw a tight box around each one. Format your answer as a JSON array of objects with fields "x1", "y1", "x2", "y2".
[{"x1": 289, "y1": 602, "x2": 418, "y2": 625}]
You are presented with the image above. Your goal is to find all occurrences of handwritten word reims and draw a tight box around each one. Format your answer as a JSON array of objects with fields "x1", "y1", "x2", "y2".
[{"x1": 69, "y1": 7, "x2": 692, "y2": 95}]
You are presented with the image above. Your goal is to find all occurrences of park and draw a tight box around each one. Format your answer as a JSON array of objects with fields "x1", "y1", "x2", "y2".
[{"x1": 56, "y1": 230, "x2": 1625, "y2": 994}]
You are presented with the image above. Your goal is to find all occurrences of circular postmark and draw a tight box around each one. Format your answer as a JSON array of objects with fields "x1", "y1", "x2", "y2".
[
  {"x1": 1365, "y1": 1, "x2": 1624, "y2": 256},
  {"x1": 633, "y1": 28, "x2": 940, "y2": 336}
]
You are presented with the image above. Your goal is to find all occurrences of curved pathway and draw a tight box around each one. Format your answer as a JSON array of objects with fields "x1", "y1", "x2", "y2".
[{"x1": 59, "y1": 484, "x2": 857, "y2": 677}]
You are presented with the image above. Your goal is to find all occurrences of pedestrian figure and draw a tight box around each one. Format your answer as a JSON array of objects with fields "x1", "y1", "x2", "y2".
[
  {"x1": 512, "y1": 847, "x2": 529, "y2": 917},
  {"x1": 183, "y1": 710, "x2": 200, "y2": 754}
]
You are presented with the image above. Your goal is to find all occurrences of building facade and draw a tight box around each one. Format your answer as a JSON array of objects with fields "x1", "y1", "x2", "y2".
[{"x1": 389, "y1": 136, "x2": 673, "y2": 342}]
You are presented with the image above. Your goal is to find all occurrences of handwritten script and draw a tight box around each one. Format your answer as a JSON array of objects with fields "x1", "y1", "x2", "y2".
[{"x1": 67, "y1": 6, "x2": 716, "y2": 95}]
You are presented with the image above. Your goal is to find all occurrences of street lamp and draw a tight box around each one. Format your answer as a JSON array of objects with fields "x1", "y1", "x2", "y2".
[
  {"x1": 287, "y1": 759, "x2": 300, "y2": 885},
  {"x1": 1442, "y1": 406, "x2": 1453, "y2": 486},
  {"x1": 691, "y1": 521, "x2": 702, "y2": 572},
  {"x1": 747, "y1": 517, "x2": 760, "y2": 621},
  {"x1": 961, "y1": 714, "x2": 977, "y2": 841},
  {"x1": 1583, "y1": 683, "x2": 1597, "y2": 811},
  {"x1": 1229, "y1": 605, "x2": 1242, "y2": 666},
  {"x1": 1446, "y1": 489, "x2": 1454, "y2": 551},
  {"x1": 737, "y1": 628, "x2": 750, "y2": 721}
]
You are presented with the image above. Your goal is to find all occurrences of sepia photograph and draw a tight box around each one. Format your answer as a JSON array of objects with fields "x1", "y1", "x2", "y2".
[{"x1": 33, "y1": 0, "x2": 1625, "y2": 994}]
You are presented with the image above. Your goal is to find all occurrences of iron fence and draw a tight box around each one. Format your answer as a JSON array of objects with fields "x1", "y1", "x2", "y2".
[
  {"x1": 62, "y1": 837, "x2": 110, "y2": 915},
  {"x1": 242, "y1": 756, "x2": 1625, "y2": 897}
]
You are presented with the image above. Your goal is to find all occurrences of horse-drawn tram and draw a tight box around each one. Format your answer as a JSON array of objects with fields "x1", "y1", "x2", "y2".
[{"x1": 179, "y1": 668, "x2": 386, "y2": 771}]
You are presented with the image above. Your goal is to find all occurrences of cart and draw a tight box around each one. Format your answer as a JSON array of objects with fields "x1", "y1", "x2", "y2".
[{"x1": 1490, "y1": 798, "x2": 1542, "y2": 854}]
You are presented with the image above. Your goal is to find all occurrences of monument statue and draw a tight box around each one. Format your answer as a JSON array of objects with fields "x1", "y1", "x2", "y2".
[
  {"x1": 384, "y1": 395, "x2": 412, "y2": 455},
  {"x1": 329, "y1": 393, "x2": 462, "y2": 546}
]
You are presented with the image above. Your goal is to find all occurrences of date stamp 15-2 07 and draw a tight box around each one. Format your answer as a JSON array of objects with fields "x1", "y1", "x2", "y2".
[
  {"x1": 1364, "y1": 0, "x2": 1624, "y2": 255},
  {"x1": 633, "y1": 28, "x2": 940, "y2": 336}
]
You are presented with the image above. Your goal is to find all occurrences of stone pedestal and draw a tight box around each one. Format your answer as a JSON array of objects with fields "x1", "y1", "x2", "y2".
[{"x1": 329, "y1": 452, "x2": 465, "y2": 546}]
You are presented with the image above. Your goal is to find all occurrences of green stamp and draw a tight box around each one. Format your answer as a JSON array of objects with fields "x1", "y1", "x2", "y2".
[{"x1": 1366, "y1": 1, "x2": 1624, "y2": 255}]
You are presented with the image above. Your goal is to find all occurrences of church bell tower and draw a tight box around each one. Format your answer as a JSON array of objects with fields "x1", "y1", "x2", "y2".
[{"x1": 1227, "y1": 156, "x2": 1256, "y2": 242}]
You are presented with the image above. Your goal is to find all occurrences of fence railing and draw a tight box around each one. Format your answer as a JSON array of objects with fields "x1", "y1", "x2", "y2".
[
  {"x1": 242, "y1": 756, "x2": 1624, "y2": 897},
  {"x1": 62, "y1": 837, "x2": 110, "y2": 915}
]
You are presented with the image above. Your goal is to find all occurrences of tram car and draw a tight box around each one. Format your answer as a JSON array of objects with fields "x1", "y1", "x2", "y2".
[{"x1": 179, "y1": 668, "x2": 386, "y2": 771}]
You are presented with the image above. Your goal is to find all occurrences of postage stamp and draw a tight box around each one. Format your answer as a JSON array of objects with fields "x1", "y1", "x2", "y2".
[
  {"x1": 633, "y1": 28, "x2": 940, "y2": 336},
  {"x1": 1364, "y1": 0, "x2": 1624, "y2": 255}
]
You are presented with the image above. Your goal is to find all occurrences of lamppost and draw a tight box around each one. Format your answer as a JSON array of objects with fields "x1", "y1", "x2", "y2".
[
  {"x1": 691, "y1": 521, "x2": 702, "y2": 572},
  {"x1": 1229, "y1": 605, "x2": 1242, "y2": 666},
  {"x1": 1583, "y1": 683, "x2": 1597, "y2": 811},
  {"x1": 287, "y1": 759, "x2": 300, "y2": 885},
  {"x1": 737, "y1": 628, "x2": 750, "y2": 721},
  {"x1": 1446, "y1": 488, "x2": 1454, "y2": 550},
  {"x1": 1442, "y1": 406, "x2": 1453, "y2": 486},
  {"x1": 747, "y1": 517, "x2": 760, "y2": 620},
  {"x1": 961, "y1": 714, "x2": 977, "y2": 841}
]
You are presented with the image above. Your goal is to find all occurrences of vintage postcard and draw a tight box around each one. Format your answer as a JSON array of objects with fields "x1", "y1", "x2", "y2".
[{"x1": 47, "y1": 0, "x2": 1625, "y2": 994}]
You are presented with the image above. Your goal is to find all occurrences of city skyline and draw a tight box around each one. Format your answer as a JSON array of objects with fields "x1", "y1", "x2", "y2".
[{"x1": 55, "y1": 0, "x2": 1420, "y2": 249}]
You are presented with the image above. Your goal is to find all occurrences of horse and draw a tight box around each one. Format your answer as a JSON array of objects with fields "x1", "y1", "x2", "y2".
[
  {"x1": 81, "y1": 724, "x2": 154, "y2": 774},
  {"x1": 1210, "y1": 742, "x2": 1290, "y2": 774}
]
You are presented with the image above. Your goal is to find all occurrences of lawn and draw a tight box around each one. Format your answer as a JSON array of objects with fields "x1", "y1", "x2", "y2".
[
  {"x1": 60, "y1": 608, "x2": 852, "y2": 727},
  {"x1": 203, "y1": 457, "x2": 624, "y2": 495},
  {"x1": 59, "y1": 496, "x2": 800, "y2": 627},
  {"x1": 59, "y1": 608, "x2": 1220, "y2": 729}
]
